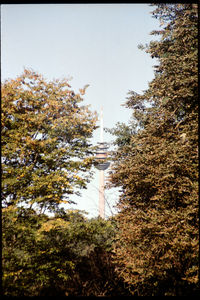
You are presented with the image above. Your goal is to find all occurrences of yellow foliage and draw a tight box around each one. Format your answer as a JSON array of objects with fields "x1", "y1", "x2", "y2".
[{"x1": 38, "y1": 218, "x2": 69, "y2": 234}]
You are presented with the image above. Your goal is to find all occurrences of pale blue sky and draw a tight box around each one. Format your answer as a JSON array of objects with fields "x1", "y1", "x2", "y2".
[{"x1": 1, "y1": 4, "x2": 160, "y2": 217}]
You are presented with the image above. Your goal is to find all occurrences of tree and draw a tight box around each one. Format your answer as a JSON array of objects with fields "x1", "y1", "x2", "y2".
[
  {"x1": 108, "y1": 4, "x2": 198, "y2": 296},
  {"x1": 3, "y1": 206, "x2": 128, "y2": 297},
  {"x1": 1, "y1": 69, "x2": 97, "y2": 213},
  {"x1": 2, "y1": 205, "x2": 47, "y2": 296}
]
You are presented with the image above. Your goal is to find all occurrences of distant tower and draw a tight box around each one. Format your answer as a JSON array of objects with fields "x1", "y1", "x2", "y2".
[{"x1": 95, "y1": 107, "x2": 110, "y2": 218}]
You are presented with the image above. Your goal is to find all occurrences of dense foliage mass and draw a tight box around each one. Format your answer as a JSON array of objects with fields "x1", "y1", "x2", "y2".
[
  {"x1": 3, "y1": 207, "x2": 126, "y2": 296},
  {"x1": 107, "y1": 3, "x2": 198, "y2": 296},
  {"x1": 1, "y1": 71, "x2": 129, "y2": 297},
  {"x1": 2, "y1": 3, "x2": 198, "y2": 297},
  {"x1": 2, "y1": 69, "x2": 97, "y2": 213}
]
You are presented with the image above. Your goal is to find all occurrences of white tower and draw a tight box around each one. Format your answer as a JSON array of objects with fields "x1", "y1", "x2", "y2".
[{"x1": 95, "y1": 107, "x2": 110, "y2": 218}]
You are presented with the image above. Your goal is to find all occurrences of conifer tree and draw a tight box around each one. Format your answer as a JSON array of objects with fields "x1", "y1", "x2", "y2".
[{"x1": 108, "y1": 4, "x2": 198, "y2": 296}]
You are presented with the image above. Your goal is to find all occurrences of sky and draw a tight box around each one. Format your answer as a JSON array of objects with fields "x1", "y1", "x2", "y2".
[{"x1": 1, "y1": 3, "x2": 160, "y2": 218}]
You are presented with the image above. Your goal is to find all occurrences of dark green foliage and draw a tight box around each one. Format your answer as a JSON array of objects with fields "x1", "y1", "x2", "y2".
[{"x1": 2, "y1": 207, "x2": 130, "y2": 296}]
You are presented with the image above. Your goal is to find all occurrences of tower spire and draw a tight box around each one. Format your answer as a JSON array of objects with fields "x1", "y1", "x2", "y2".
[{"x1": 100, "y1": 106, "x2": 103, "y2": 143}]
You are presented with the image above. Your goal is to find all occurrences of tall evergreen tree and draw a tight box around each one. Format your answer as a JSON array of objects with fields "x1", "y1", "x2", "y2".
[{"x1": 108, "y1": 4, "x2": 198, "y2": 296}]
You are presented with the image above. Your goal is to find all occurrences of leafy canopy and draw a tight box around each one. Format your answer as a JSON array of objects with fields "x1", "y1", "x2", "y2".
[
  {"x1": 2, "y1": 69, "x2": 97, "y2": 213},
  {"x1": 2, "y1": 206, "x2": 118, "y2": 297}
]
